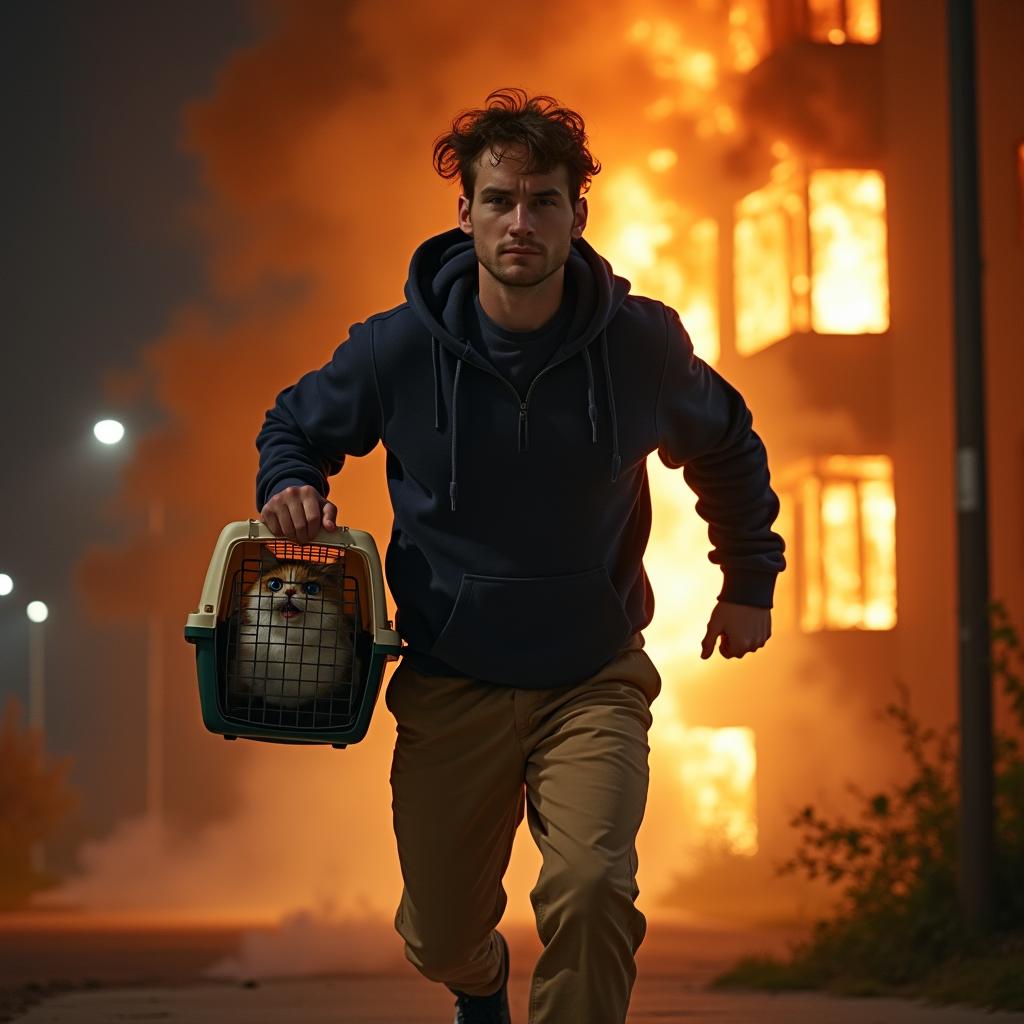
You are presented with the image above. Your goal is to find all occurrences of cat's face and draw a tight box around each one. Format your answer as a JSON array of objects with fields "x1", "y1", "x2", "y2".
[{"x1": 240, "y1": 550, "x2": 347, "y2": 626}]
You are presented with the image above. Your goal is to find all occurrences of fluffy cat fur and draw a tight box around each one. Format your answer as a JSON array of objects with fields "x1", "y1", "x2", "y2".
[{"x1": 227, "y1": 547, "x2": 357, "y2": 709}]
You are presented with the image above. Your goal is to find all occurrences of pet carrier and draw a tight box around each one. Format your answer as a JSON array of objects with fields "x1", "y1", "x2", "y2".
[{"x1": 184, "y1": 519, "x2": 403, "y2": 748}]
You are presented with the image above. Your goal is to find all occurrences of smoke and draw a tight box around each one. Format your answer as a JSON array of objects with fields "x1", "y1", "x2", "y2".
[{"x1": 58, "y1": 0, "x2": 901, "y2": 962}]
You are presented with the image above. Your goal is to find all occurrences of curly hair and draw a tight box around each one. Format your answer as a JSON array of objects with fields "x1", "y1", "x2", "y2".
[{"x1": 432, "y1": 87, "x2": 601, "y2": 208}]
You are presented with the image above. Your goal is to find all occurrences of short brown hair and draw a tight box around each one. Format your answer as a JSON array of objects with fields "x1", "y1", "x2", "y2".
[{"x1": 432, "y1": 87, "x2": 601, "y2": 207}]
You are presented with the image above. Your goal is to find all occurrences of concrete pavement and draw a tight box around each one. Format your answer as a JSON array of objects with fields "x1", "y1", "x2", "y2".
[{"x1": 9, "y1": 973, "x2": 1024, "y2": 1023}]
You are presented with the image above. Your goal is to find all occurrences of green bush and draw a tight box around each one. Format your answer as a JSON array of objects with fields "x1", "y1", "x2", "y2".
[{"x1": 714, "y1": 599, "x2": 1024, "y2": 1007}]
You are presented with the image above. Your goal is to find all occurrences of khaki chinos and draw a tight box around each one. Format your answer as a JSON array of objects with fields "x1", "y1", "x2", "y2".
[{"x1": 385, "y1": 631, "x2": 662, "y2": 1024}]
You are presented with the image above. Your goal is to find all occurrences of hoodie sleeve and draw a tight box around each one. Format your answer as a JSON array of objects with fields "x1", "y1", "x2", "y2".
[
  {"x1": 655, "y1": 304, "x2": 786, "y2": 609},
  {"x1": 255, "y1": 320, "x2": 383, "y2": 511}
]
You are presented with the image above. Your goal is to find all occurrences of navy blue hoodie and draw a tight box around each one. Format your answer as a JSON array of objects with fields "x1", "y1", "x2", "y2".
[{"x1": 255, "y1": 226, "x2": 786, "y2": 689}]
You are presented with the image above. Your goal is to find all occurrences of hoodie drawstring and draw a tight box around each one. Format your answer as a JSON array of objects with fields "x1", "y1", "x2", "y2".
[
  {"x1": 431, "y1": 336, "x2": 441, "y2": 430},
  {"x1": 600, "y1": 328, "x2": 621, "y2": 482},
  {"x1": 432, "y1": 334, "x2": 461, "y2": 511},
  {"x1": 433, "y1": 328, "x2": 621, "y2": 512},
  {"x1": 449, "y1": 357, "x2": 462, "y2": 511},
  {"x1": 582, "y1": 348, "x2": 598, "y2": 443}
]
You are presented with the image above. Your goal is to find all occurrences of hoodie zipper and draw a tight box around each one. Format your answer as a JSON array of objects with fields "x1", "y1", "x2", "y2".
[
  {"x1": 513, "y1": 360, "x2": 571, "y2": 452},
  {"x1": 453, "y1": 339, "x2": 594, "y2": 452}
]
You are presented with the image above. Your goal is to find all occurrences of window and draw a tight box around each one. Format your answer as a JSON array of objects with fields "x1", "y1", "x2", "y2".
[
  {"x1": 776, "y1": 455, "x2": 896, "y2": 631},
  {"x1": 734, "y1": 161, "x2": 890, "y2": 354},
  {"x1": 729, "y1": 0, "x2": 881, "y2": 69},
  {"x1": 676, "y1": 727, "x2": 758, "y2": 855}
]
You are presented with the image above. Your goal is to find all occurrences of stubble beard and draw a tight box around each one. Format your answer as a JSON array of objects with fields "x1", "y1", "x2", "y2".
[{"x1": 475, "y1": 238, "x2": 570, "y2": 291}]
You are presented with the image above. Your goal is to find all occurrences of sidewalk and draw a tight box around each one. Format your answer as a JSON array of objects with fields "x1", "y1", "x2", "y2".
[
  {"x1": 3, "y1": 914, "x2": 1022, "y2": 1023},
  {"x1": 9, "y1": 973, "x2": 1024, "y2": 1023}
]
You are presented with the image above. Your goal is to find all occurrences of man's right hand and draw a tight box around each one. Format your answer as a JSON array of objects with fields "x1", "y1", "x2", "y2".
[{"x1": 259, "y1": 484, "x2": 338, "y2": 544}]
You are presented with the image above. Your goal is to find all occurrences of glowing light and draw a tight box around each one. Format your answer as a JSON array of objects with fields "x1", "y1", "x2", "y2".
[
  {"x1": 728, "y1": 0, "x2": 770, "y2": 71},
  {"x1": 629, "y1": 17, "x2": 726, "y2": 130},
  {"x1": 809, "y1": 169, "x2": 890, "y2": 335},
  {"x1": 94, "y1": 419, "x2": 126, "y2": 445},
  {"x1": 735, "y1": 164, "x2": 889, "y2": 351},
  {"x1": 643, "y1": 454, "x2": 761, "y2": 860},
  {"x1": 0, "y1": 574, "x2": 12, "y2": 596},
  {"x1": 809, "y1": 0, "x2": 880, "y2": 43},
  {"x1": 677, "y1": 727, "x2": 758, "y2": 854},
  {"x1": 594, "y1": 170, "x2": 719, "y2": 362},
  {"x1": 27, "y1": 601, "x2": 49, "y2": 623},
  {"x1": 714, "y1": 104, "x2": 738, "y2": 134},
  {"x1": 847, "y1": 0, "x2": 882, "y2": 42},
  {"x1": 648, "y1": 148, "x2": 678, "y2": 173},
  {"x1": 778, "y1": 456, "x2": 897, "y2": 632},
  {"x1": 860, "y1": 479, "x2": 897, "y2": 629},
  {"x1": 645, "y1": 96, "x2": 676, "y2": 121},
  {"x1": 734, "y1": 169, "x2": 808, "y2": 354}
]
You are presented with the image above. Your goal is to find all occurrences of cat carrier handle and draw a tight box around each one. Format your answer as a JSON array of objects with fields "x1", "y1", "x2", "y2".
[{"x1": 184, "y1": 519, "x2": 403, "y2": 659}]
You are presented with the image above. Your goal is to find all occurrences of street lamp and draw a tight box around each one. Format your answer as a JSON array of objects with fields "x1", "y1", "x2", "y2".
[
  {"x1": 93, "y1": 419, "x2": 125, "y2": 445},
  {"x1": 92, "y1": 419, "x2": 164, "y2": 842},
  {"x1": 26, "y1": 598, "x2": 48, "y2": 874}
]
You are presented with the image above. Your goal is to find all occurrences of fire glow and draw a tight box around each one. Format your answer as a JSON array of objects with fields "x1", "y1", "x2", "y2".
[
  {"x1": 735, "y1": 161, "x2": 890, "y2": 355},
  {"x1": 53, "y1": 0, "x2": 911, "y2": 928},
  {"x1": 777, "y1": 455, "x2": 897, "y2": 632}
]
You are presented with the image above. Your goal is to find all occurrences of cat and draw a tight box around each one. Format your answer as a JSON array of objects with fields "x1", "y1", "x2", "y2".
[{"x1": 226, "y1": 546, "x2": 358, "y2": 710}]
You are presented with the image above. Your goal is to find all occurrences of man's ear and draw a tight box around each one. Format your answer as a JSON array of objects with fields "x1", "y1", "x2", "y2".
[
  {"x1": 458, "y1": 194, "x2": 473, "y2": 236},
  {"x1": 572, "y1": 196, "x2": 588, "y2": 238}
]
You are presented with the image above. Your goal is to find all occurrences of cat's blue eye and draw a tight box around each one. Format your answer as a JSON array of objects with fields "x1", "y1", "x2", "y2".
[
  {"x1": 302, "y1": 582, "x2": 321, "y2": 596},
  {"x1": 267, "y1": 578, "x2": 283, "y2": 592}
]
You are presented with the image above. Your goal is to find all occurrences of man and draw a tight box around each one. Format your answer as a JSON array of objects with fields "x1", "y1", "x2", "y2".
[{"x1": 256, "y1": 87, "x2": 785, "y2": 1024}]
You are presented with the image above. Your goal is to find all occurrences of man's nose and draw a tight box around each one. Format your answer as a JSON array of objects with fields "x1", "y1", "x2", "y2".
[{"x1": 509, "y1": 204, "x2": 535, "y2": 232}]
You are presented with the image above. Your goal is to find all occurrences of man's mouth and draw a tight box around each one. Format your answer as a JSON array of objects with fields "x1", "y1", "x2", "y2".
[{"x1": 504, "y1": 248, "x2": 540, "y2": 255}]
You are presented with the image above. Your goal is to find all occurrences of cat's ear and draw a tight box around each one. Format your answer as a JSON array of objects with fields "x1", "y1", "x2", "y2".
[
  {"x1": 259, "y1": 544, "x2": 284, "y2": 569},
  {"x1": 319, "y1": 561, "x2": 346, "y2": 585}
]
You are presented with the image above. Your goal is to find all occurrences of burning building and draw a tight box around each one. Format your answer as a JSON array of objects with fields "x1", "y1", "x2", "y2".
[
  {"x1": 48, "y1": 0, "x2": 1024, "y2": 932},
  {"x1": 618, "y1": 0, "x2": 1023, "y2": 920}
]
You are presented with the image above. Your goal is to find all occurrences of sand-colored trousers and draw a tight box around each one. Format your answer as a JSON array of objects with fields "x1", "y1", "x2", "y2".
[{"x1": 384, "y1": 632, "x2": 662, "y2": 1024}]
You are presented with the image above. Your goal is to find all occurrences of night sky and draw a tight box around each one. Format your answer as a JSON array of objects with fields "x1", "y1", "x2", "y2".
[{"x1": 2, "y1": 1, "x2": 262, "y2": 864}]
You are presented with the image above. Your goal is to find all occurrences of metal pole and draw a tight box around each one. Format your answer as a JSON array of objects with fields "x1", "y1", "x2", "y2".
[
  {"x1": 28, "y1": 620, "x2": 46, "y2": 874},
  {"x1": 147, "y1": 497, "x2": 165, "y2": 845},
  {"x1": 947, "y1": 0, "x2": 993, "y2": 932}
]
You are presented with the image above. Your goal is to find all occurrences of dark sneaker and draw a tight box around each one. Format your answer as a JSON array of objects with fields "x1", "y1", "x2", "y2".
[{"x1": 451, "y1": 930, "x2": 511, "y2": 1024}]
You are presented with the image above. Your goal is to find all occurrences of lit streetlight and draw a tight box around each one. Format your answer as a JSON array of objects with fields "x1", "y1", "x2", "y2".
[
  {"x1": 92, "y1": 418, "x2": 164, "y2": 840},
  {"x1": 93, "y1": 419, "x2": 125, "y2": 445},
  {"x1": 26, "y1": 598, "x2": 48, "y2": 874}
]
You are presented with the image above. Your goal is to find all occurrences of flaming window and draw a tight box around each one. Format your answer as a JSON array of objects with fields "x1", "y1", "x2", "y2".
[
  {"x1": 734, "y1": 162, "x2": 890, "y2": 354},
  {"x1": 676, "y1": 726, "x2": 758, "y2": 855},
  {"x1": 807, "y1": 0, "x2": 881, "y2": 45},
  {"x1": 777, "y1": 455, "x2": 896, "y2": 631},
  {"x1": 729, "y1": 0, "x2": 881, "y2": 68}
]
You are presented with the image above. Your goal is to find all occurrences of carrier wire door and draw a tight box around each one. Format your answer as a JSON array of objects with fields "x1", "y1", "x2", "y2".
[{"x1": 185, "y1": 520, "x2": 403, "y2": 748}]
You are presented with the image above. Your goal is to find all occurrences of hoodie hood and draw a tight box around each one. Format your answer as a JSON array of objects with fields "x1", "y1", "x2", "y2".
[{"x1": 403, "y1": 226, "x2": 632, "y2": 510}]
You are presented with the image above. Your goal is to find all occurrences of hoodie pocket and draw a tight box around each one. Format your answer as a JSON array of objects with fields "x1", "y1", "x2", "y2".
[{"x1": 429, "y1": 566, "x2": 632, "y2": 688}]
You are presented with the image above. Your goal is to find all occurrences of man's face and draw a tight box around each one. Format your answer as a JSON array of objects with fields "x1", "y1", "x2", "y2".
[{"x1": 457, "y1": 144, "x2": 587, "y2": 290}]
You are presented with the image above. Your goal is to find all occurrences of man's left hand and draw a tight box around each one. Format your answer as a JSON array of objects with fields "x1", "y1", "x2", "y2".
[{"x1": 700, "y1": 600, "x2": 772, "y2": 660}]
